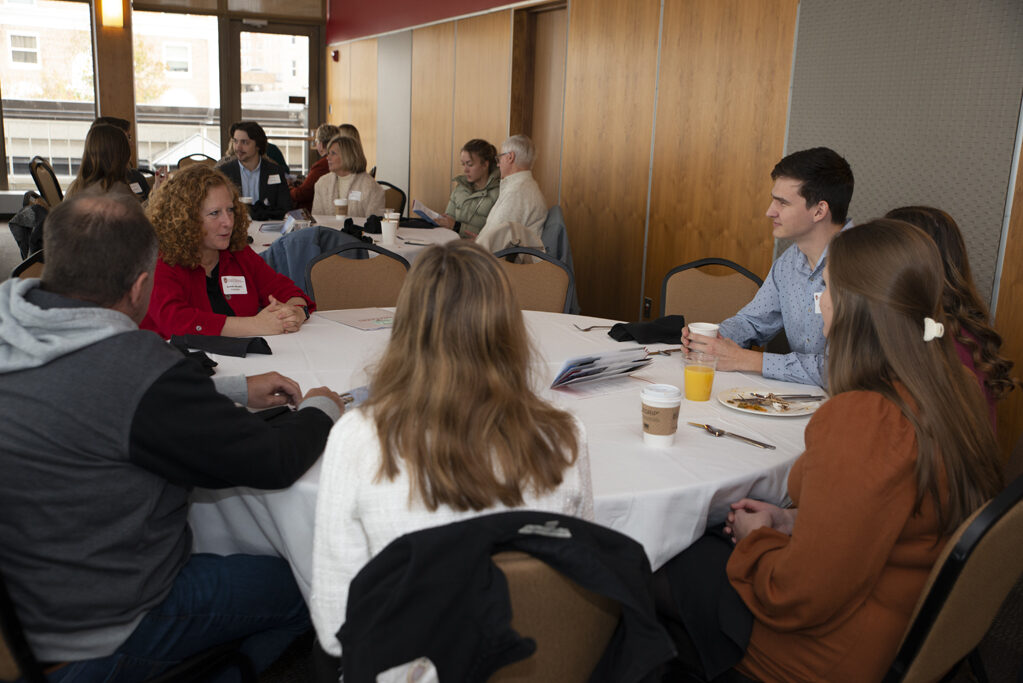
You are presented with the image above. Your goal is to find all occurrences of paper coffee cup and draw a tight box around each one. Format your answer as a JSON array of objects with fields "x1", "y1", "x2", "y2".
[
  {"x1": 688, "y1": 322, "x2": 719, "y2": 339},
  {"x1": 239, "y1": 196, "x2": 253, "y2": 205},
  {"x1": 334, "y1": 198, "x2": 348, "y2": 217},
  {"x1": 641, "y1": 384, "x2": 682, "y2": 447},
  {"x1": 384, "y1": 211, "x2": 400, "y2": 221},
  {"x1": 381, "y1": 219, "x2": 398, "y2": 245}
]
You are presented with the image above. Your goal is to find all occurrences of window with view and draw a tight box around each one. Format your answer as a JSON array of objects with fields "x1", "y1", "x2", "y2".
[{"x1": 1, "y1": 0, "x2": 95, "y2": 191}]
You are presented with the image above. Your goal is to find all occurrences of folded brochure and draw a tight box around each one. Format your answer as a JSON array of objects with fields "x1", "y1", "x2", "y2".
[{"x1": 551, "y1": 347, "x2": 651, "y2": 388}]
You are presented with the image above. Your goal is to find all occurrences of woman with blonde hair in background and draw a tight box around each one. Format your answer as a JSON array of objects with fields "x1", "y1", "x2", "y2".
[
  {"x1": 310, "y1": 240, "x2": 593, "y2": 657},
  {"x1": 655, "y1": 219, "x2": 1002, "y2": 683},
  {"x1": 289, "y1": 123, "x2": 340, "y2": 212},
  {"x1": 310, "y1": 135, "x2": 384, "y2": 217},
  {"x1": 141, "y1": 164, "x2": 312, "y2": 338},
  {"x1": 885, "y1": 205, "x2": 1017, "y2": 427}
]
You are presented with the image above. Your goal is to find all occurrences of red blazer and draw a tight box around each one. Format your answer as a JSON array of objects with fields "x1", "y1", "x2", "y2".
[
  {"x1": 141, "y1": 246, "x2": 313, "y2": 338},
  {"x1": 290, "y1": 156, "x2": 329, "y2": 212}
]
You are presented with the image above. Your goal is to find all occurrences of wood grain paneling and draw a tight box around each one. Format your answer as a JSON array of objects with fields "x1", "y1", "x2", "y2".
[
  {"x1": 560, "y1": 0, "x2": 660, "y2": 320},
  {"x1": 409, "y1": 23, "x2": 456, "y2": 213},
  {"x1": 645, "y1": 0, "x2": 798, "y2": 318},
  {"x1": 327, "y1": 44, "x2": 351, "y2": 122},
  {"x1": 91, "y1": 0, "x2": 138, "y2": 163},
  {"x1": 348, "y1": 39, "x2": 378, "y2": 169},
  {"x1": 995, "y1": 143, "x2": 1023, "y2": 461},
  {"x1": 452, "y1": 11, "x2": 512, "y2": 180},
  {"x1": 530, "y1": 7, "x2": 567, "y2": 206}
]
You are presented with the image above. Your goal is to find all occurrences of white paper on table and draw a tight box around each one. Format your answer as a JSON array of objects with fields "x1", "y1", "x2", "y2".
[{"x1": 318, "y1": 307, "x2": 394, "y2": 330}]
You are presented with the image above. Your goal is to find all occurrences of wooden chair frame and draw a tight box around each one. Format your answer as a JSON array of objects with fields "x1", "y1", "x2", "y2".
[
  {"x1": 29, "y1": 156, "x2": 63, "y2": 209},
  {"x1": 11, "y1": 250, "x2": 44, "y2": 280}
]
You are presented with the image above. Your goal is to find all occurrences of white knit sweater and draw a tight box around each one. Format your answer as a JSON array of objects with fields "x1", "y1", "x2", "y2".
[
  {"x1": 477, "y1": 170, "x2": 548, "y2": 243},
  {"x1": 310, "y1": 407, "x2": 594, "y2": 656}
]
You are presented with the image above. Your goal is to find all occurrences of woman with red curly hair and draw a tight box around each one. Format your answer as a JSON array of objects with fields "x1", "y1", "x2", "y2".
[{"x1": 141, "y1": 165, "x2": 312, "y2": 338}]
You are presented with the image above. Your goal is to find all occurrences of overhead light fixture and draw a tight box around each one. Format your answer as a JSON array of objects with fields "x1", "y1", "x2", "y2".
[{"x1": 100, "y1": 0, "x2": 124, "y2": 28}]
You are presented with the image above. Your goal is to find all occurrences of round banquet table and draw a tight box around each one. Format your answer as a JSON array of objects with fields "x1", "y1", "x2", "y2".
[
  {"x1": 249, "y1": 215, "x2": 459, "y2": 262},
  {"x1": 189, "y1": 310, "x2": 816, "y2": 600}
]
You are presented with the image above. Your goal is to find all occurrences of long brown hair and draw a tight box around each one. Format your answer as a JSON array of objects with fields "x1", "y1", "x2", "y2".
[
  {"x1": 145, "y1": 165, "x2": 249, "y2": 268},
  {"x1": 66, "y1": 124, "x2": 130, "y2": 197},
  {"x1": 827, "y1": 219, "x2": 1002, "y2": 533},
  {"x1": 364, "y1": 241, "x2": 579, "y2": 512},
  {"x1": 885, "y1": 206, "x2": 1017, "y2": 399}
]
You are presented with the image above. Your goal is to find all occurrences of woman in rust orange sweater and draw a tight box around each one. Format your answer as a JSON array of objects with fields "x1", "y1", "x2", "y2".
[{"x1": 657, "y1": 220, "x2": 1003, "y2": 683}]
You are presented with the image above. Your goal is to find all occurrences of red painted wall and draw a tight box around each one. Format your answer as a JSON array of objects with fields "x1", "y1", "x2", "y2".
[{"x1": 327, "y1": 0, "x2": 511, "y2": 43}]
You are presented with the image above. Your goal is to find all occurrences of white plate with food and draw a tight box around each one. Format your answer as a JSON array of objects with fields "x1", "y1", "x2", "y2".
[{"x1": 717, "y1": 387, "x2": 826, "y2": 417}]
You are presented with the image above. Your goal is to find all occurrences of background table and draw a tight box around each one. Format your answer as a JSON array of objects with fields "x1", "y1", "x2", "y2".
[
  {"x1": 190, "y1": 311, "x2": 814, "y2": 599},
  {"x1": 249, "y1": 217, "x2": 458, "y2": 262}
]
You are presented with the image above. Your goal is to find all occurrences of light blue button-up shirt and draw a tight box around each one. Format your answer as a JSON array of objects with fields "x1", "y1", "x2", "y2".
[
  {"x1": 239, "y1": 161, "x2": 261, "y2": 202},
  {"x1": 718, "y1": 220, "x2": 854, "y2": 388}
]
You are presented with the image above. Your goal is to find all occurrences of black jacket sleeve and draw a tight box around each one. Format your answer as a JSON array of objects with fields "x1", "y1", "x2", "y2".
[
  {"x1": 250, "y1": 161, "x2": 292, "y2": 220},
  {"x1": 129, "y1": 358, "x2": 332, "y2": 490}
]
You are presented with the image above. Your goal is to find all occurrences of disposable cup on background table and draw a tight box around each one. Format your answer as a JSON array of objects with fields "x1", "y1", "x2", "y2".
[
  {"x1": 688, "y1": 322, "x2": 719, "y2": 341},
  {"x1": 334, "y1": 198, "x2": 348, "y2": 218},
  {"x1": 641, "y1": 384, "x2": 683, "y2": 447},
  {"x1": 683, "y1": 352, "x2": 717, "y2": 401},
  {"x1": 384, "y1": 211, "x2": 401, "y2": 222},
  {"x1": 381, "y1": 219, "x2": 398, "y2": 245},
  {"x1": 239, "y1": 196, "x2": 253, "y2": 205}
]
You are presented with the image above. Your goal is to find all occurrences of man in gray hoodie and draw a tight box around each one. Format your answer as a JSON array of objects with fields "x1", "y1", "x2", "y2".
[{"x1": 0, "y1": 195, "x2": 344, "y2": 679}]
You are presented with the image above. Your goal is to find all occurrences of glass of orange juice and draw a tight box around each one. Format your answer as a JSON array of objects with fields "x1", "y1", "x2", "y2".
[{"x1": 683, "y1": 352, "x2": 717, "y2": 401}]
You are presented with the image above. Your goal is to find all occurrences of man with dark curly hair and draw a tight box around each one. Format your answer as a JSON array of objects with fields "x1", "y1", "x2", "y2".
[
  {"x1": 218, "y1": 120, "x2": 292, "y2": 220},
  {"x1": 0, "y1": 194, "x2": 344, "y2": 678}
]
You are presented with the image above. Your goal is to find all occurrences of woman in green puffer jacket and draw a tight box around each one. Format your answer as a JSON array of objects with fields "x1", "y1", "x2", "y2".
[{"x1": 437, "y1": 139, "x2": 501, "y2": 238}]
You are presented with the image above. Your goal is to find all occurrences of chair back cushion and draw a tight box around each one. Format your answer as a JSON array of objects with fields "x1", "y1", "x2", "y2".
[
  {"x1": 893, "y1": 479, "x2": 1023, "y2": 683},
  {"x1": 309, "y1": 253, "x2": 407, "y2": 310},
  {"x1": 489, "y1": 551, "x2": 620, "y2": 682},
  {"x1": 663, "y1": 266, "x2": 759, "y2": 323},
  {"x1": 498, "y1": 259, "x2": 569, "y2": 313}
]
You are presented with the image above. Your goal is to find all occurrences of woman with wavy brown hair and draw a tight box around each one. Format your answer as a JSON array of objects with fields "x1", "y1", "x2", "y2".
[
  {"x1": 657, "y1": 220, "x2": 1003, "y2": 683},
  {"x1": 140, "y1": 164, "x2": 312, "y2": 338},
  {"x1": 310, "y1": 240, "x2": 593, "y2": 657},
  {"x1": 65, "y1": 124, "x2": 133, "y2": 199},
  {"x1": 886, "y1": 205, "x2": 1017, "y2": 424}
]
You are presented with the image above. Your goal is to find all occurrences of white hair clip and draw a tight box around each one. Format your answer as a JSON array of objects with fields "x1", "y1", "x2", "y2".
[{"x1": 923, "y1": 317, "x2": 945, "y2": 342}]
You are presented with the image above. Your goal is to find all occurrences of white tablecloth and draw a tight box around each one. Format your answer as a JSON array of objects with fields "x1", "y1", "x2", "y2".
[
  {"x1": 250, "y1": 216, "x2": 458, "y2": 262},
  {"x1": 189, "y1": 311, "x2": 813, "y2": 599}
]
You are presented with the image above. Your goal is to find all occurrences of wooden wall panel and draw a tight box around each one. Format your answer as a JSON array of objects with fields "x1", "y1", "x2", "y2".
[
  {"x1": 645, "y1": 0, "x2": 798, "y2": 318},
  {"x1": 995, "y1": 145, "x2": 1023, "y2": 461},
  {"x1": 348, "y1": 39, "x2": 379, "y2": 169},
  {"x1": 409, "y1": 23, "x2": 456, "y2": 212},
  {"x1": 560, "y1": 0, "x2": 660, "y2": 320},
  {"x1": 530, "y1": 7, "x2": 567, "y2": 205},
  {"x1": 326, "y1": 44, "x2": 351, "y2": 124},
  {"x1": 91, "y1": 0, "x2": 138, "y2": 163},
  {"x1": 451, "y1": 11, "x2": 512, "y2": 180}
]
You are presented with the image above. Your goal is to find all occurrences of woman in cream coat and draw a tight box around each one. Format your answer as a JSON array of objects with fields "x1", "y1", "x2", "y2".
[{"x1": 311, "y1": 135, "x2": 385, "y2": 218}]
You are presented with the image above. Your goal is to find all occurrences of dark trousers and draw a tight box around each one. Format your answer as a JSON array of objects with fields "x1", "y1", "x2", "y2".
[{"x1": 653, "y1": 528, "x2": 757, "y2": 683}]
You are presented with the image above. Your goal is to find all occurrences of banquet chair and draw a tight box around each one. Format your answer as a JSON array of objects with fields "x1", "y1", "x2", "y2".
[
  {"x1": 540, "y1": 206, "x2": 580, "y2": 314},
  {"x1": 660, "y1": 258, "x2": 763, "y2": 322},
  {"x1": 882, "y1": 473, "x2": 1023, "y2": 683},
  {"x1": 306, "y1": 243, "x2": 410, "y2": 310},
  {"x1": 0, "y1": 570, "x2": 256, "y2": 683},
  {"x1": 493, "y1": 247, "x2": 573, "y2": 314},
  {"x1": 11, "y1": 250, "x2": 44, "y2": 280},
  {"x1": 488, "y1": 551, "x2": 621, "y2": 683},
  {"x1": 177, "y1": 153, "x2": 217, "y2": 170},
  {"x1": 377, "y1": 181, "x2": 407, "y2": 218},
  {"x1": 29, "y1": 157, "x2": 63, "y2": 210}
]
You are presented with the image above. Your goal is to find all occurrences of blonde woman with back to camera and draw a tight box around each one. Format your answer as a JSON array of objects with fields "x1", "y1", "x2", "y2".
[
  {"x1": 655, "y1": 219, "x2": 1003, "y2": 683},
  {"x1": 310, "y1": 135, "x2": 385, "y2": 218},
  {"x1": 310, "y1": 240, "x2": 594, "y2": 657}
]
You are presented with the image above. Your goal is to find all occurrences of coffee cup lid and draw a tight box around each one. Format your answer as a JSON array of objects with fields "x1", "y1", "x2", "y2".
[{"x1": 641, "y1": 384, "x2": 682, "y2": 402}]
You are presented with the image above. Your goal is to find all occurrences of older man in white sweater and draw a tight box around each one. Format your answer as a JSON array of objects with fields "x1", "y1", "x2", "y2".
[{"x1": 475, "y1": 135, "x2": 548, "y2": 252}]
